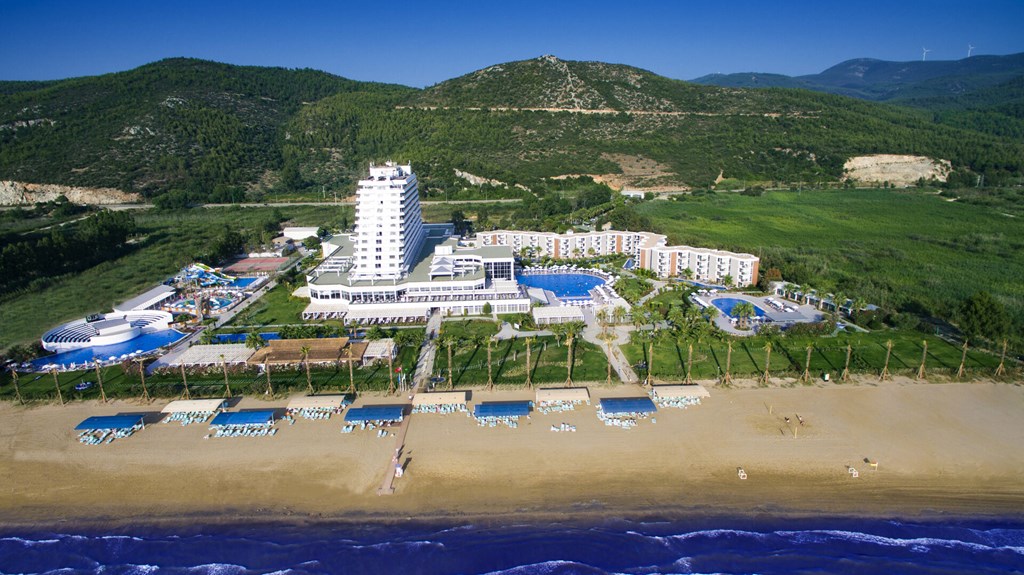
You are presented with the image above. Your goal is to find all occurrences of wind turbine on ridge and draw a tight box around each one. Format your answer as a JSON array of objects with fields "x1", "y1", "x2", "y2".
[
  {"x1": 967, "y1": 43, "x2": 975, "y2": 57},
  {"x1": 921, "y1": 47, "x2": 931, "y2": 61}
]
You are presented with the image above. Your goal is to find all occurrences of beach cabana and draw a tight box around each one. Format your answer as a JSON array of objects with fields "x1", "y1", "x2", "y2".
[
  {"x1": 210, "y1": 410, "x2": 276, "y2": 427},
  {"x1": 287, "y1": 395, "x2": 349, "y2": 411},
  {"x1": 474, "y1": 401, "x2": 531, "y2": 418},
  {"x1": 599, "y1": 397, "x2": 657, "y2": 415},
  {"x1": 412, "y1": 391, "x2": 468, "y2": 407},
  {"x1": 168, "y1": 344, "x2": 254, "y2": 368},
  {"x1": 75, "y1": 414, "x2": 145, "y2": 431},
  {"x1": 246, "y1": 338, "x2": 354, "y2": 367},
  {"x1": 651, "y1": 385, "x2": 710, "y2": 399},
  {"x1": 536, "y1": 387, "x2": 590, "y2": 404},
  {"x1": 345, "y1": 405, "x2": 406, "y2": 423},
  {"x1": 161, "y1": 399, "x2": 227, "y2": 413}
]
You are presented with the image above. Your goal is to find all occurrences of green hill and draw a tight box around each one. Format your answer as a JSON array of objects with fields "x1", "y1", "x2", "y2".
[
  {"x1": 0, "y1": 58, "x2": 409, "y2": 198},
  {"x1": 3, "y1": 55, "x2": 1023, "y2": 199}
]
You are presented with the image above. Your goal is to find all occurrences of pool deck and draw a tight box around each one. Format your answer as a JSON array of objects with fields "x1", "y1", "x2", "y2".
[{"x1": 698, "y1": 293, "x2": 823, "y2": 336}]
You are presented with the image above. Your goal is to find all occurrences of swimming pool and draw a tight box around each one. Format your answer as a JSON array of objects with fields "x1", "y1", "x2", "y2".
[
  {"x1": 516, "y1": 273, "x2": 605, "y2": 299},
  {"x1": 711, "y1": 297, "x2": 767, "y2": 318},
  {"x1": 214, "y1": 332, "x2": 281, "y2": 344},
  {"x1": 29, "y1": 330, "x2": 187, "y2": 370}
]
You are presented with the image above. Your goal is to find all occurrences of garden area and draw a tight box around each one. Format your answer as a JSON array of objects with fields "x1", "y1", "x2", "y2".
[
  {"x1": 434, "y1": 319, "x2": 608, "y2": 387},
  {"x1": 620, "y1": 330, "x2": 1005, "y2": 383}
]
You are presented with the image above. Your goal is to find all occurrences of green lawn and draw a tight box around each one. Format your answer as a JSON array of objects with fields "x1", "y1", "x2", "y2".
[
  {"x1": 0, "y1": 345, "x2": 420, "y2": 402},
  {"x1": 434, "y1": 331, "x2": 608, "y2": 387},
  {"x1": 229, "y1": 282, "x2": 309, "y2": 327},
  {"x1": 638, "y1": 189, "x2": 1024, "y2": 334},
  {"x1": 621, "y1": 330, "x2": 1003, "y2": 382}
]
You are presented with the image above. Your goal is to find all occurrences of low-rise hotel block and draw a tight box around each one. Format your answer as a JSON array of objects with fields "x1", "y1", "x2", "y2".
[{"x1": 479, "y1": 230, "x2": 759, "y2": 287}]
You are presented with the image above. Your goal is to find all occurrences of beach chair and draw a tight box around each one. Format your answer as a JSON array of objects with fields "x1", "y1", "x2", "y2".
[
  {"x1": 737, "y1": 467, "x2": 747, "y2": 480},
  {"x1": 848, "y1": 467, "x2": 859, "y2": 478}
]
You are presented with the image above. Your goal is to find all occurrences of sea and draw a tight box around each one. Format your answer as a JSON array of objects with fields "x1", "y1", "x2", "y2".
[{"x1": 1, "y1": 517, "x2": 1022, "y2": 575}]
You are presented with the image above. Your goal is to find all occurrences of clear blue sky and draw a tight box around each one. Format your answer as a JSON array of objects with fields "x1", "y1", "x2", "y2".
[{"x1": 2, "y1": 0, "x2": 1023, "y2": 86}]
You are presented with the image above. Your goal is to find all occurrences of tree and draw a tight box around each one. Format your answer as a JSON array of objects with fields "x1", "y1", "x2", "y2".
[
  {"x1": 562, "y1": 321, "x2": 584, "y2": 387},
  {"x1": 733, "y1": 302, "x2": 755, "y2": 330},
  {"x1": 440, "y1": 333, "x2": 459, "y2": 389},
  {"x1": 221, "y1": 354, "x2": 233, "y2": 397},
  {"x1": 958, "y1": 291, "x2": 1009, "y2": 342},
  {"x1": 721, "y1": 274, "x2": 734, "y2": 288},
  {"x1": 301, "y1": 345, "x2": 313, "y2": 394},
  {"x1": 524, "y1": 336, "x2": 534, "y2": 388},
  {"x1": 486, "y1": 335, "x2": 496, "y2": 391},
  {"x1": 246, "y1": 329, "x2": 266, "y2": 350},
  {"x1": 482, "y1": 302, "x2": 492, "y2": 316}
]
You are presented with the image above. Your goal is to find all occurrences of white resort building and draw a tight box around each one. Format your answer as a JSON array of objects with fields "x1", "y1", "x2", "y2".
[
  {"x1": 302, "y1": 162, "x2": 531, "y2": 321},
  {"x1": 479, "y1": 230, "x2": 759, "y2": 287}
]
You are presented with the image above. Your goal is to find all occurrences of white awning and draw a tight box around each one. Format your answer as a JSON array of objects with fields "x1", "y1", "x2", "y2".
[
  {"x1": 652, "y1": 384, "x2": 710, "y2": 399},
  {"x1": 168, "y1": 344, "x2": 255, "y2": 366},
  {"x1": 412, "y1": 391, "x2": 468, "y2": 406},
  {"x1": 161, "y1": 399, "x2": 227, "y2": 413},
  {"x1": 536, "y1": 387, "x2": 590, "y2": 403},
  {"x1": 287, "y1": 395, "x2": 348, "y2": 410}
]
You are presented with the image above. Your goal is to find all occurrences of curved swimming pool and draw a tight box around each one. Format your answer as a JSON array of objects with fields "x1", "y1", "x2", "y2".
[
  {"x1": 711, "y1": 297, "x2": 767, "y2": 318},
  {"x1": 29, "y1": 329, "x2": 187, "y2": 370},
  {"x1": 516, "y1": 273, "x2": 605, "y2": 299}
]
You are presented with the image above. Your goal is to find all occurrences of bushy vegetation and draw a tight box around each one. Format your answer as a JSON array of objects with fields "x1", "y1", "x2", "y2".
[{"x1": 641, "y1": 188, "x2": 1024, "y2": 343}]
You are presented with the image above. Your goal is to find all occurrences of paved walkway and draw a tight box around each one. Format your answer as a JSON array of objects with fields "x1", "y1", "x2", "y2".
[
  {"x1": 378, "y1": 310, "x2": 438, "y2": 495},
  {"x1": 580, "y1": 308, "x2": 639, "y2": 384}
]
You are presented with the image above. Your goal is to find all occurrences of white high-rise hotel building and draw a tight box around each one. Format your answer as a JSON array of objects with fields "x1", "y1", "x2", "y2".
[{"x1": 302, "y1": 162, "x2": 759, "y2": 322}]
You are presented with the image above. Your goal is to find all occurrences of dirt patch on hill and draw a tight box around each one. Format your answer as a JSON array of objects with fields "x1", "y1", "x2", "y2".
[
  {"x1": 0, "y1": 181, "x2": 141, "y2": 205},
  {"x1": 552, "y1": 153, "x2": 688, "y2": 192},
  {"x1": 844, "y1": 155, "x2": 951, "y2": 187}
]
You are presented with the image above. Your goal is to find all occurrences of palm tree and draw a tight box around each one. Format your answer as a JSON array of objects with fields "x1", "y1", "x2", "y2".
[
  {"x1": 832, "y1": 291, "x2": 848, "y2": 317},
  {"x1": 440, "y1": 333, "x2": 459, "y2": 390},
  {"x1": 643, "y1": 329, "x2": 658, "y2": 386},
  {"x1": 562, "y1": 321, "x2": 584, "y2": 387},
  {"x1": 995, "y1": 339, "x2": 1008, "y2": 377},
  {"x1": 264, "y1": 357, "x2": 274, "y2": 396},
  {"x1": 841, "y1": 343, "x2": 852, "y2": 382},
  {"x1": 93, "y1": 358, "x2": 107, "y2": 403},
  {"x1": 916, "y1": 340, "x2": 928, "y2": 380},
  {"x1": 801, "y1": 344, "x2": 813, "y2": 383},
  {"x1": 524, "y1": 336, "x2": 534, "y2": 388},
  {"x1": 601, "y1": 332, "x2": 615, "y2": 385},
  {"x1": 220, "y1": 354, "x2": 232, "y2": 397},
  {"x1": 180, "y1": 364, "x2": 191, "y2": 399},
  {"x1": 733, "y1": 302, "x2": 755, "y2": 330},
  {"x1": 721, "y1": 339, "x2": 734, "y2": 385},
  {"x1": 134, "y1": 357, "x2": 150, "y2": 401},
  {"x1": 759, "y1": 342, "x2": 772, "y2": 385},
  {"x1": 301, "y1": 345, "x2": 313, "y2": 394},
  {"x1": 685, "y1": 343, "x2": 694, "y2": 383},
  {"x1": 387, "y1": 351, "x2": 396, "y2": 395},
  {"x1": 9, "y1": 367, "x2": 22, "y2": 404},
  {"x1": 956, "y1": 340, "x2": 968, "y2": 379},
  {"x1": 721, "y1": 274, "x2": 734, "y2": 288},
  {"x1": 245, "y1": 329, "x2": 266, "y2": 351},
  {"x1": 612, "y1": 306, "x2": 627, "y2": 326},
  {"x1": 880, "y1": 340, "x2": 893, "y2": 380},
  {"x1": 51, "y1": 368, "x2": 64, "y2": 405},
  {"x1": 346, "y1": 346, "x2": 356, "y2": 394},
  {"x1": 486, "y1": 335, "x2": 496, "y2": 391}
]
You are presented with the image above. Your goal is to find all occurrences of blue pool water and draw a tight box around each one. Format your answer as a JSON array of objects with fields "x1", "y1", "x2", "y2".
[
  {"x1": 230, "y1": 277, "x2": 259, "y2": 289},
  {"x1": 711, "y1": 297, "x2": 767, "y2": 318},
  {"x1": 214, "y1": 332, "x2": 281, "y2": 344},
  {"x1": 29, "y1": 330, "x2": 187, "y2": 370},
  {"x1": 516, "y1": 273, "x2": 605, "y2": 299}
]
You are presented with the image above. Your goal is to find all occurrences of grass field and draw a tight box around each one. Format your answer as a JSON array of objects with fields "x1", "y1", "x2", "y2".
[
  {"x1": 229, "y1": 282, "x2": 309, "y2": 327},
  {"x1": 620, "y1": 330, "x2": 1005, "y2": 383},
  {"x1": 638, "y1": 189, "x2": 1024, "y2": 334},
  {"x1": 0, "y1": 345, "x2": 420, "y2": 402},
  {"x1": 435, "y1": 320, "x2": 608, "y2": 387}
]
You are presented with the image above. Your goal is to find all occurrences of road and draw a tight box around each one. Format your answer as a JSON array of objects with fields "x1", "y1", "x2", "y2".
[{"x1": 9, "y1": 198, "x2": 523, "y2": 212}]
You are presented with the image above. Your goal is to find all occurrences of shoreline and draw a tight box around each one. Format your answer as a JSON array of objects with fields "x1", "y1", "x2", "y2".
[{"x1": 3, "y1": 378, "x2": 1023, "y2": 533}]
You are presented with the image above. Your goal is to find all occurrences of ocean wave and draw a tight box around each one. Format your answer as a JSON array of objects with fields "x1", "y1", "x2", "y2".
[
  {"x1": 776, "y1": 528, "x2": 1024, "y2": 555},
  {"x1": 478, "y1": 559, "x2": 607, "y2": 575}
]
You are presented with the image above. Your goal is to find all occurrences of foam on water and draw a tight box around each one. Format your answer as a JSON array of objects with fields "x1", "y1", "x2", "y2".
[{"x1": 2, "y1": 519, "x2": 1023, "y2": 575}]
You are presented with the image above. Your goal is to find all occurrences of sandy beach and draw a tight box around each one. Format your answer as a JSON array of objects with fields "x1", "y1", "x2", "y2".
[{"x1": 2, "y1": 377, "x2": 1023, "y2": 528}]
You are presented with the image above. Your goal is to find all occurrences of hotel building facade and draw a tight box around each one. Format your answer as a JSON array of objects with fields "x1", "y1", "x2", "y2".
[
  {"x1": 302, "y1": 163, "x2": 531, "y2": 321},
  {"x1": 479, "y1": 230, "x2": 759, "y2": 287}
]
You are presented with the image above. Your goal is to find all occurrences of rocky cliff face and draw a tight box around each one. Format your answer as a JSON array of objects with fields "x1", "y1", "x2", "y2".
[{"x1": 0, "y1": 181, "x2": 141, "y2": 205}]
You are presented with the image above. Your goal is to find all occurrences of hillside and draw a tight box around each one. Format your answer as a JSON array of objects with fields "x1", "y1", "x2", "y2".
[
  {"x1": 2, "y1": 56, "x2": 1023, "y2": 200},
  {"x1": 0, "y1": 58, "x2": 409, "y2": 199},
  {"x1": 692, "y1": 53, "x2": 1024, "y2": 102},
  {"x1": 288, "y1": 56, "x2": 1023, "y2": 190}
]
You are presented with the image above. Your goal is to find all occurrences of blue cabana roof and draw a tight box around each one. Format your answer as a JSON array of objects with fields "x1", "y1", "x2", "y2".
[
  {"x1": 75, "y1": 414, "x2": 144, "y2": 431},
  {"x1": 345, "y1": 405, "x2": 406, "y2": 423},
  {"x1": 210, "y1": 410, "x2": 275, "y2": 426},
  {"x1": 474, "y1": 401, "x2": 531, "y2": 418},
  {"x1": 600, "y1": 397, "x2": 657, "y2": 415}
]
